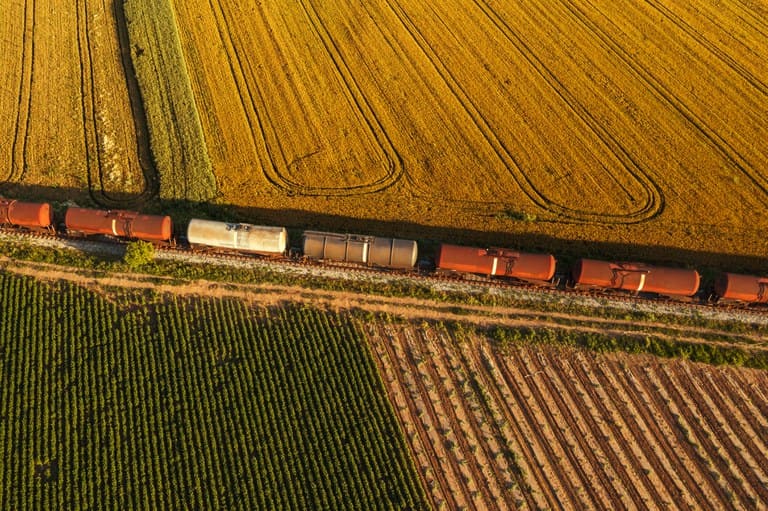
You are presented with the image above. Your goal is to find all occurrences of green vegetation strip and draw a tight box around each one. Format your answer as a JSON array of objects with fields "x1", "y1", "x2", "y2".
[
  {"x1": 123, "y1": 0, "x2": 216, "y2": 200},
  {"x1": 0, "y1": 271, "x2": 428, "y2": 509}
]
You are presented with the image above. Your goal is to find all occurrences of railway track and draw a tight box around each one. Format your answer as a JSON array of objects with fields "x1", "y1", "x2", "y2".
[{"x1": 1, "y1": 224, "x2": 766, "y2": 320}]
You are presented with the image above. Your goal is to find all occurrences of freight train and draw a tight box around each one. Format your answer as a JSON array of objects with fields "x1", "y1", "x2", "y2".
[{"x1": 1, "y1": 198, "x2": 766, "y2": 305}]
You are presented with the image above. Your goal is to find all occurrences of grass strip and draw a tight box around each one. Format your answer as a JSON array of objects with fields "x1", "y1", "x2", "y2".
[{"x1": 123, "y1": 0, "x2": 216, "y2": 200}]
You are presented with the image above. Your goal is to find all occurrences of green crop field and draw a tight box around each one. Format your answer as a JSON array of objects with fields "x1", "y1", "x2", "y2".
[{"x1": 0, "y1": 271, "x2": 427, "y2": 509}]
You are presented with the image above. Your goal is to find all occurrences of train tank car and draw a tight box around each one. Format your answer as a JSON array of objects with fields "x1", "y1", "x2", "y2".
[
  {"x1": 714, "y1": 273, "x2": 768, "y2": 303},
  {"x1": 571, "y1": 259, "x2": 700, "y2": 297},
  {"x1": 186, "y1": 219, "x2": 287, "y2": 256},
  {"x1": 65, "y1": 208, "x2": 172, "y2": 242},
  {"x1": 0, "y1": 199, "x2": 53, "y2": 230},
  {"x1": 302, "y1": 231, "x2": 417, "y2": 269},
  {"x1": 435, "y1": 244, "x2": 556, "y2": 283}
]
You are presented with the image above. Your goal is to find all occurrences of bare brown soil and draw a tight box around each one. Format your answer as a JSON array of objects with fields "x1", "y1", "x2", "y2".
[{"x1": 368, "y1": 324, "x2": 768, "y2": 510}]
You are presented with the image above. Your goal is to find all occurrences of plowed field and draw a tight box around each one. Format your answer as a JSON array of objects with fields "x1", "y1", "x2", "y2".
[
  {"x1": 368, "y1": 321, "x2": 768, "y2": 510},
  {"x1": 172, "y1": 0, "x2": 768, "y2": 263},
  {"x1": 0, "y1": 0, "x2": 149, "y2": 202}
]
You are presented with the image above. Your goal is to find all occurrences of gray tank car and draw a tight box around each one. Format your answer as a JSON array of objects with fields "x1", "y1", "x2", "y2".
[
  {"x1": 187, "y1": 219, "x2": 288, "y2": 256},
  {"x1": 302, "y1": 231, "x2": 417, "y2": 269}
]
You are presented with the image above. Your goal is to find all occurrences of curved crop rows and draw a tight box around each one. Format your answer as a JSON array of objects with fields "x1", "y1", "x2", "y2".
[{"x1": 367, "y1": 320, "x2": 768, "y2": 510}]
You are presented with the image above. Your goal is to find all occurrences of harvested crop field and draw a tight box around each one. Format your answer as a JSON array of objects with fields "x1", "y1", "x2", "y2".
[
  {"x1": 0, "y1": 0, "x2": 150, "y2": 202},
  {"x1": 171, "y1": 0, "x2": 768, "y2": 265},
  {"x1": 368, "y1": 321, "x2": 768, "y2": 510}
]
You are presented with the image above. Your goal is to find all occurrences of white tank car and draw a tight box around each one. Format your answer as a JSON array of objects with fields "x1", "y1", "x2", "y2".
[{"x1": 187, "y1": 219, "x2": 288, "y2": 255}]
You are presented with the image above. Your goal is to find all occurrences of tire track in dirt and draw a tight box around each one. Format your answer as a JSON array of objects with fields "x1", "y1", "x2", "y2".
[
  {"x1": 634, "y1": 364, "x2": 740, "y2": 509},
  {"x1": 570, "y1": 354, "x2": 678, "y2": 508},
  {"x1": 6, "y1": 0, "x2": 35, "y2": 185},
  {"x1": 599, "y1": 360, "x2": 714, "y2": 509},
  {"x1": 385, "y1": 0, "x2": 662, "y2": 225},
  {"x1": 370, "y1": 324, "x2": 460, "y2": 511},
  {"x1": 657, "y1": 365, "x2": 764, "y2": 506},
  {"x1": 642, "y1": 0, "x2": 768, "y2": 98},
  {"x1": 561, "y1": 0, "x2": 768, "y2": 206}
]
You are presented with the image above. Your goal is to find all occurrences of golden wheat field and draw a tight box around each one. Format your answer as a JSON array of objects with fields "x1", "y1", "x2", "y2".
[
  {"x1": 171, "y1": 0, "x2": 768, "y2": 263},
  {"x1": 0, "y1": 0, "x2": 149, "y2": 201},
  {"x1": 1, "y1": 0, "x2": 767, "y2": 263}
]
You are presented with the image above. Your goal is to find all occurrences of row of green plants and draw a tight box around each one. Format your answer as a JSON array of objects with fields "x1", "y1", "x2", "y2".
[
  {"x1": 0, "y1": 271, "x2": 428, "y2": 509},
  {"x1": 482, "y1": 324, "x2": 768, "y2": 370},
  {"x1": 122, "y1": 0, "x2": 216, "y2": 201}
]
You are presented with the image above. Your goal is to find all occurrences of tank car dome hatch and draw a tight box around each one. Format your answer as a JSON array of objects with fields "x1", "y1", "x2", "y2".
[{"x1": 435, "y1": 244, "x2": 555, "y2": 282}]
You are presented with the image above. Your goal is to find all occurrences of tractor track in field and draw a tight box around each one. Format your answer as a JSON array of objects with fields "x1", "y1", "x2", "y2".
[
  {"x1": 641, "y1": 0, "x2": 768, "y2": 98},
  {"x1": 7, "y1": 0, "x2": 35, "y2": 185},
  {"x1": 385, "y1": 0, "x2": 663, "y2": 224},
  {"x1": 561, "y1": 0, "x2": 768, "y2": 206},
  {"x1": 209, "y1": 0, "x2": 402, "y2": 197}
]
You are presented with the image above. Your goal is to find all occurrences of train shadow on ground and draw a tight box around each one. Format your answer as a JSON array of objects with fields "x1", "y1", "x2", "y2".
[{"x1": 1, "y1": 183, "x2": 766, "y2": 278}]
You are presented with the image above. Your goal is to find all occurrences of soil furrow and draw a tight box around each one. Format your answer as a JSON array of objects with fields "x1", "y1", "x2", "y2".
[
  {"x1": 600, "y1": 360, "x2": 712, "y2": 509},
  {"x1": 575, "y1": 355, "x2": 680, "y2": 508},
  {"x1": 397, "y1": 327, "x2": 477, "y2": 509},
  {"x1": 491, "y1": 347, "x2": 584, "y2": 509},
  {"x1": 659, "y1": 365, "x2": 765, "y2": 505},
  {"x1": 635, "y1": 365, "x2": 740, "y2": 508},
  {"x1": 371, "y1": 324, "x2": 456, "y2": 510},
  {"x1": 527, "y1": 351, "x2": 619, "y2": 510},
  {"x1": 555, "y1": 353, "x2": 662, "y2": 509},
  {"x1": 426, "y1": 330, "x2": 522, "y2": 509},
  {"x1": 507, "y1": 348, "x2": 605, "y2": 509},
  {"x1": 411, "y1": 329, "x2": 500, "y2": 510}
]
